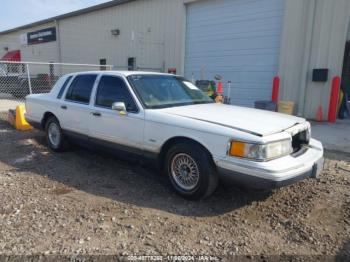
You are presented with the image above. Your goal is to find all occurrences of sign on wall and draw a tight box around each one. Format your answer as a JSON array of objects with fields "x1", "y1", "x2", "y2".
[
  {"x1": 27, "y1": 27, "x2": 56, "y2": 45},
  {"x1": 20, "y1": 34, "x2": 28, "y2": 46}
]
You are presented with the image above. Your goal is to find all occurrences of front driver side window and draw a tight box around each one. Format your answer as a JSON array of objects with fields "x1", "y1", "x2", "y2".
[{"x1": 95, "y1": 76, "x2": 138, "y2": 112}]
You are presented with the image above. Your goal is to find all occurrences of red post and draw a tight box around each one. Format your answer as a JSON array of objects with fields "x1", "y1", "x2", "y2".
[
  {"x1": 217, "y1": 82, "x2": 223, "y2": 94},
  {"x1": 328, "y1": 76, "x2": 341, "y2": 123},
  {"x1": 272, "y1": 76, "x2": 280, "y2": 103}
]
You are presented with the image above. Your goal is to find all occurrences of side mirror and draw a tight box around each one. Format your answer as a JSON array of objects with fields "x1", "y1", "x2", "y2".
[{"x1": 112, "y1": 102, "x2": 127, "y2": 115}]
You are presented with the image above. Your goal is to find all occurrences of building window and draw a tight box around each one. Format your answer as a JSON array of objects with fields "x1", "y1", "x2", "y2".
[{"x1": 7, "y1": 64, "x2": 20, "y2": 74}]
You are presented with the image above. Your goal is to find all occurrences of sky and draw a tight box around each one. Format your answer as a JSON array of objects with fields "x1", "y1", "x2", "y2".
[{"x1": 0, "y1": 0, "x2": 111, "y2": 32}]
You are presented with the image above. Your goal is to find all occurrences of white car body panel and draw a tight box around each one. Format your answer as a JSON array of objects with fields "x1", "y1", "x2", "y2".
[
  {"x1": 159, "y1": 103, "x2": 306, "y2": 137},
  {"x1": 60, "y1": 101, "x2": 91, "y2": 135},
  {"x1": 89, "y1": 106, "x2": 145, "y2": 148},
  {"x1": 25, "y1": 71, "x2": 324, "y2": 189}
]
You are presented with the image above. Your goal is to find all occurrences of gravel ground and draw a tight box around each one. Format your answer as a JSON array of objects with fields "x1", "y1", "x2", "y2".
[{"x1": 0, "y1": 120, "x2": 349, "y2": 260}]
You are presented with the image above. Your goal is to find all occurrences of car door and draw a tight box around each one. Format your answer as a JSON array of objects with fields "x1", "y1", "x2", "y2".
[
  {"x1": 59, "y1": 74, "x2": 98, "y2": 136},
  {"x1": 89, "y1": 74, "x2": 144, "y2": 150}
]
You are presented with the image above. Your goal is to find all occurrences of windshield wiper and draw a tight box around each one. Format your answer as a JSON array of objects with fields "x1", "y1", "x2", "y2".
[
  {"x1": 148, "y1": 101, "x2": 213, "y2": 109},
  {"x1": 193, "y1": 101, "x2": 215, "y2": 105}
]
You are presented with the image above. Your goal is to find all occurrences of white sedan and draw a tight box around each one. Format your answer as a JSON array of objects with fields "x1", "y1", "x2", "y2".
[{"x1": 25, "y1": 71, "x2": 324, "y2": 200}]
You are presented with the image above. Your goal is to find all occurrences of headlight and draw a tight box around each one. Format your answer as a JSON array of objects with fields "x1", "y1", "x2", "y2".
[{"x1": 229, "y1": 140, "x2": 292, "y2": 161}]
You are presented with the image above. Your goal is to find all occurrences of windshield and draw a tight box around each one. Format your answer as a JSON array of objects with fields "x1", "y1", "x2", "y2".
[{"x1": 127, "y1": 75, "x2": 214, "y2": 109}]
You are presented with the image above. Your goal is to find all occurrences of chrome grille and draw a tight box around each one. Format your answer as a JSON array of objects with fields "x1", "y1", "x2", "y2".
[{"x1": 292, "y1": 129, "x2": 310, "y2": 153}]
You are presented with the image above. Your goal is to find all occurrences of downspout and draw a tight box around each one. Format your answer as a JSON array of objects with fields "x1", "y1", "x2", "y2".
[
  {"x1": 298, "y1": 0, "x2": 316, "y2": 117},
  {"x1": 55, "y1": 19, "x2": 62, "y2": 63},
  {"x1": 180, "y1": 2, "x2": 188, "y2": 76}
]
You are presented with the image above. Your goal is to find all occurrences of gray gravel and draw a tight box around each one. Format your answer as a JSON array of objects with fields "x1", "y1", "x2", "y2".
[{"x1": 0, "y1": 120, "x2": 349, "y2": 260}]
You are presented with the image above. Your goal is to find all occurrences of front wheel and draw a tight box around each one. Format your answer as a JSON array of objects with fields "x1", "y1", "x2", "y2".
[
  {"x1": 165, "y1": 142, "x2": 218, "y2": 200},
  {"x1": 45, "y1": 116, "x2": 67, "y2": 152}
]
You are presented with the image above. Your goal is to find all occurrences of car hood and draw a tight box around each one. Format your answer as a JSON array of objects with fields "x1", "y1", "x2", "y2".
[{"x1": 160, "y1": 103, "x2": 306, "y2": 137}]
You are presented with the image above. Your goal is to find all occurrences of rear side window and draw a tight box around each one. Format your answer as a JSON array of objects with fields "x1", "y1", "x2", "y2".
[
  {"x1": 95, "y1": 76, "x2": 138, "y2": 112},
  {"x1": 57, "y1": 76, "x2": 72, "y2": 99},
  {"x1": 65, "y1": 74, "x2": 97, "y2": 104}
]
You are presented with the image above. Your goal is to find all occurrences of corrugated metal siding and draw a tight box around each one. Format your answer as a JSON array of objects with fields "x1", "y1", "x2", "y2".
[
  {"x1": 58, "y1": 0, "x2": 185, "y2": 72},
  {"x1": 277, "y1": 0, "x2": 314, "y2": 116},
  {"x1": 278, "y1": 0, "x2": 350, "y2": 119},
  {"x1": 303, "y1": 0, "x2": 350, "y2": 119},
  {"x1": 184, "y1": 0, "x2": 285, "y2": 107},
  {"x1": 0, "y1": 22, "x2": 59, "y2": 63}
]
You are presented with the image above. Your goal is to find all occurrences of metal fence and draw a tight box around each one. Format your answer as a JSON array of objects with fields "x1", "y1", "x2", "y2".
[{"x1": 0, "y1": 61, "x2": 113, "y2": 120}]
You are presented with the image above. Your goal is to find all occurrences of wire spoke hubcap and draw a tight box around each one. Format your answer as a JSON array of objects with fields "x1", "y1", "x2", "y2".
[
  {"x1": 171, "y1": 153, "x2": 200, "y2": 191},
  {"x1": 48, "y1": 123, "x2": 60, "y2": 147}
]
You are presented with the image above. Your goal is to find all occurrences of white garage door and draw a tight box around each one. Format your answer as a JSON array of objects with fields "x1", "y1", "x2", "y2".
[{"x1": 184, "y1": 0, "x2": 285, "y2": 107}]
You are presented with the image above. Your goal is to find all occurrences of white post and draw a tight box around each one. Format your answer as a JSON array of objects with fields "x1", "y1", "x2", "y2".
[
  {"x1": 26, "y1": 64, "x2": 32, "y2": 94},
  {"x1": 228, "y1": 81, "x2": 232, "y2": 105}
]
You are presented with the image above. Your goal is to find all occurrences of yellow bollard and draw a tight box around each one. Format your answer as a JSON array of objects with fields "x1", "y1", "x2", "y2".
[{"x1": 15, "y1": 104, "x2": 33, "y2": 131}]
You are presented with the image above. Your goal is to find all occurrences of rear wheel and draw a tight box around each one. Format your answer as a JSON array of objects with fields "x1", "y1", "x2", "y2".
[
  {"x1": 45, "y1": 116, "x2": 67, "y2": 152},
  {"x1": 165, "y1": 142, "x2": 218, "y2": 200}
]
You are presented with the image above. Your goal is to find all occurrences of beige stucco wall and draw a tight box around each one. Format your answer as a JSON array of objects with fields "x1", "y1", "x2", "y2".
[{"x1": 279, "y1": 0, "x2": 350, "y2": 120}]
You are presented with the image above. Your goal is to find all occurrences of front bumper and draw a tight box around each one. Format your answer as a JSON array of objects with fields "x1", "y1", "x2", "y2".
[{"x1": 215, "y1": 138, "x2": 324, "y2": 189}]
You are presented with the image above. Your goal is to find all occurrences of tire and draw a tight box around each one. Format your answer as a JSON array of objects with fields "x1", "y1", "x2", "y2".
[
  {"x1": 165, "y1": 142, "x2": 218, "y2": 200},
  {"x1": 45, "y1": 116, "x2": 67, "y2": 152}
]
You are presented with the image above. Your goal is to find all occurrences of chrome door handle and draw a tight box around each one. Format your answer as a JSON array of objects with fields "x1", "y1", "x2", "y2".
[{"x1": 92, "y1": 112, "x2": 101, "y2": 117}]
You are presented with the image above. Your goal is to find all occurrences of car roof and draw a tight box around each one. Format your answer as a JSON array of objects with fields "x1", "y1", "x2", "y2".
[{"x1": 66, "y1": 71, "x2": 176, "y2": 77}]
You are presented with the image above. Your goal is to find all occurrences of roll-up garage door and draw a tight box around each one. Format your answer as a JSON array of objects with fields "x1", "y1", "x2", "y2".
[{"x1": 184, "y1": 0, "x2": 285, "y2": 107}]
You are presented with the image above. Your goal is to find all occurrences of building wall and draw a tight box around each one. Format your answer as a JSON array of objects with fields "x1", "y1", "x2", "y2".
[
  {"x1": 1, "y1": 0, "x2": 350, "y2": 120},
  {"x1": 0, "y1": 22, "x2": 60, "y2": 63},
  {"x1": 58, "y1": 0, "x2": 186, "y2": 73},
  {"x1": 279, "y1": 0, "x2": 350, "y2": 119},
  {"x1": 183, "y1": 0, "x2": 285, "y2": 107},
  {"x1": 0, "y1": 0, "x2": 187, "y2": 74}
]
